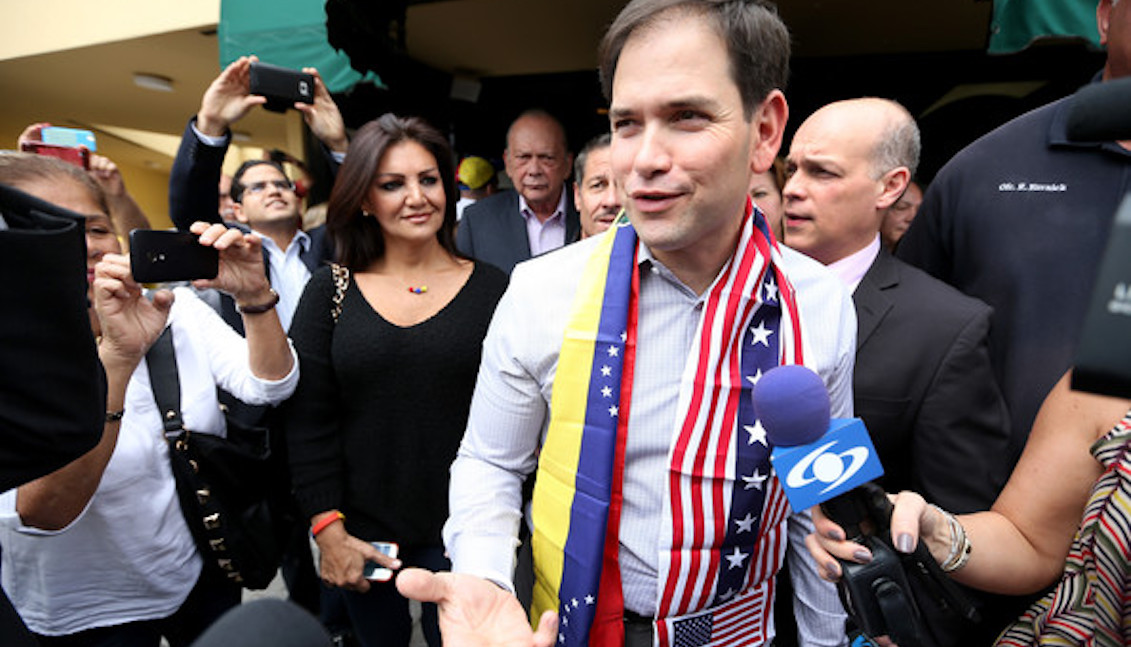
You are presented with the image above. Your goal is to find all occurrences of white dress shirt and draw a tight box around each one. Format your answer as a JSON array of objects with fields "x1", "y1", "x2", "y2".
[
  {"x1": 0, "y1": 288, "x2": 299, "y2": 636},
  {"x1": 261, "y1": 229, "x2": 311, "y2": 331},
  {"x1": 444, "y1": 231, "x2": 856, "y2": 646}
]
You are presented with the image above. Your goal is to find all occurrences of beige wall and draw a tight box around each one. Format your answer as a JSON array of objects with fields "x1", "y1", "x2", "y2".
[{"x1": 0, "y1": 0, "x2": 219, "y2": 61}]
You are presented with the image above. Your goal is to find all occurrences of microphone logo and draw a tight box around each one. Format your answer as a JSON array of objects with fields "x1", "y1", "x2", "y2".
[
  {"x1": 784, "y1": 440, "x2": 871, "y2": 494},
  {"x1": 770, "y1": 418, "x2": 884, "y2": 512}
]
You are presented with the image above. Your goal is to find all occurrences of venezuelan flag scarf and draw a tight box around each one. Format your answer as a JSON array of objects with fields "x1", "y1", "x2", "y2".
[{"x1": 530, "y1": 202, "x2": 805, "y2": 647}]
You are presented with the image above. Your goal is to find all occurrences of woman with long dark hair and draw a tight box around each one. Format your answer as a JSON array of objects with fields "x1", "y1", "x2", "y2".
[{"x1": 285, "y1": 114, "x2": 508, "y2": 647}]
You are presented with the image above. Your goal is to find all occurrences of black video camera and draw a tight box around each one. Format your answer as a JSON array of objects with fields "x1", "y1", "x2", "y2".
[{"x1": 823, "y1": 483, "x2": 980, "y2": 647}]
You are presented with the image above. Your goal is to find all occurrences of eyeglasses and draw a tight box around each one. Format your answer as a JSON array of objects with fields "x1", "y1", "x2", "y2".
[{"x1": 242, "y1": 179, "x2": 295, "y2": 195}]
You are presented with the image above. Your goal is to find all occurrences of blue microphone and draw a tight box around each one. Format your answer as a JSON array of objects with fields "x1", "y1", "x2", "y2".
[{"x1": 755, "y1": 365, "x2": 883, "y2": 514}]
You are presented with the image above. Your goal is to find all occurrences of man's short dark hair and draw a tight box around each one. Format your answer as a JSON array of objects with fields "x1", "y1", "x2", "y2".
[
  {"x1": 230, "y1": 160, "x2": 290, "y2": 204},
  {"x1": 574, "y1": 133, "x2": 612, "y2": 187},
  {"x1": 599, "y1": 0, "x2": 790, "y2": 119}
]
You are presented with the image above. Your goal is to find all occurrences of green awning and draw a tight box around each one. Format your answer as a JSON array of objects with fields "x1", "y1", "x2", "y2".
[
  {"x1": 218, "y1": 0, "x2": 382, "y2": 93},
  {"x1": 989, "y1": 0, "x2": 1102, "y2": 54}
]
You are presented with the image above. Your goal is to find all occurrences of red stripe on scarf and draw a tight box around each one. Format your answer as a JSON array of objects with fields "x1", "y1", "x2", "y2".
[{"x1": 589, "y1": 253, "x2": 642, "y2": 645}]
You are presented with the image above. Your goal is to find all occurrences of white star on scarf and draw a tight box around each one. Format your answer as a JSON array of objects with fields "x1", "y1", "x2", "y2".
[
  {"x1": 735, "y1": 513, "x2": 756, "y2": 533},
  {"x1": 750, "y1": 322, "x2": 773, "y2": 347},
  {"x1": 620, "y1": 331, "x2": 627, "y2": 342},
  {"x1": 609, "y1": 405, "x2": 619, "y2": 417},
  {"x1": 764, "y1": 282, "x2": 779, "y2": 302},
  {"x1": 719, "y1": 587, "x2": 737, "y2": 601},
  {"x1": 745, "y1": 421, "x2": 767, "y2": 446},
  {"x1": 601, "y1": 386, "x2": 613, "y2": 398},
  {"x1": 585, "y1": 595, "x2": 595, "y2": 605},
  {"x1": 742, "y1": 469, "x2": 768, "y2": 490},
  {"x1": 725, "y1": 546, "x2": 749, "y2": 569},
  {"x1": 601, "y1": 365, "x2": 612, "y2": 377},
  {"x1": 572, "y1": 598, "x2": 579, "y2": 608},
  {"x1": 607, "y1": 345, "x2": 619, "y2": 357},
  {"x1": 745, "y1": 369, "x2": 763, "y2": 387}
]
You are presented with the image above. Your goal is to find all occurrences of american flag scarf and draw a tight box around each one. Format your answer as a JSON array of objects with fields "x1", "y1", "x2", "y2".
[{"x1": 531, "y1": 201, "x2": 805, "y2": 647}]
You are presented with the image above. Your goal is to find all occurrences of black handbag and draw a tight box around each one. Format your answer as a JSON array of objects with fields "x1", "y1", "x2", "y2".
[{"x1": 146, "y1": 327, "x2": 288, "y2": 589}]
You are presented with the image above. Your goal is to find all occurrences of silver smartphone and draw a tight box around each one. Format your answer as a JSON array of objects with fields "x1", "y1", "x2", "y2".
[{"x1": 363, "y1": 542, "x2": 399, "y2": 581}]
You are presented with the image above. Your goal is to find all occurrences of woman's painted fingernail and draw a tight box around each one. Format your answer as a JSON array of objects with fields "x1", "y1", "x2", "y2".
[
  {"x1": 897, "y1": 533, "x2": 915, "y2": 553},
  {"x1": 826, "y1": 529, "x2": 845, "y2": 541},
  {"x1": 852, "y1": 549, "x2": 873, "y2": 564},
  {"x1": 826, "y1": 561, "x2": 842, "y2": 579}
]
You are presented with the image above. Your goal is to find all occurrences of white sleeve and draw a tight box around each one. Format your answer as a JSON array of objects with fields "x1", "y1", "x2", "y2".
[
  {"x1": 442, "y1": 269, "x2": 551, "y2": 591},
  {"x1": 787, "y1": 509, "x2": 849, "y2": 647},
  {"x1": 174, "y1": 287, "x2": 299, "y2": 406}
]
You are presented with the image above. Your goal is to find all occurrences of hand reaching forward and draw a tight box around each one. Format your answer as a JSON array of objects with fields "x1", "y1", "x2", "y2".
[
  {"x1": 397, "y1": 569, "x2": 559, "y2": 647},
  {"x1": 93, "y1": 254, "x2": 173, "y2": 371}
]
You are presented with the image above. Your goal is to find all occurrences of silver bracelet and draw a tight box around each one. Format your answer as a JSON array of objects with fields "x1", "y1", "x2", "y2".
[{"x1": 930, "y1": 504, "x2": 972, "y2": 572}]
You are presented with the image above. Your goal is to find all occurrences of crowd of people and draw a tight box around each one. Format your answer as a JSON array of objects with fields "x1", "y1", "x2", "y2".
[{"x1": 2, "y1": 0, "x2": 1130, "y2": 646}]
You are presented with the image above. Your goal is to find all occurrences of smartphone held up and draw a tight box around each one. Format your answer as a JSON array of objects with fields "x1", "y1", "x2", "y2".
[
  {"x1": 128, "y1": 230, "x2": 219, "y2": 284},
  {"x1": 249, "y1": 62, "x2": 315, "y2": 113}
]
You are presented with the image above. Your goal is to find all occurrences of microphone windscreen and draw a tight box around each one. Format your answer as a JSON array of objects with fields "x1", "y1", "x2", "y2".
[
  {"x1": 752, "y1": 364, "x2": 831, "y2": 447},
  {"x1": 191, "y1": 599, "x2": 332, "y2": 647},
  {"x1": 1066, "y1": 76, "x2": 1131, "y2": 142}
]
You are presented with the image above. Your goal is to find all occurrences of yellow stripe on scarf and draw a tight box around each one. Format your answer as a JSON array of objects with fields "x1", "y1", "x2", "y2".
[{"x1": 530, "y1": 229, "x2": 622, "y2": 625}]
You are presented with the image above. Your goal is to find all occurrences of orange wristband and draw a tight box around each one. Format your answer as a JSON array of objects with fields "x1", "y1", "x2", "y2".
[{"x1": 311, "y1": 510, "x2": 345, "y2": 537}]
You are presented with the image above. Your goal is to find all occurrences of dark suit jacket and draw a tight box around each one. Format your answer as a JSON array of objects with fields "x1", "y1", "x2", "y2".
[
  {"x1": 853, "y1": 249, "x2": 1010, "y2": 514},
  {"x1": 168, "y1": 118, "x2": 332, "y2": 334},
  {"x1": 456, "y1": 188, "x2": 580, "y2": 275}
]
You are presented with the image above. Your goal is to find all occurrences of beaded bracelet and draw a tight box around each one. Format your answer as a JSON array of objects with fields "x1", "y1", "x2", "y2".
[
  {"x1": 311, "y1": 510, "x2": 345, "y2": 537},
  {"x1": 105, "y1": 409, "x2": 125, "y2": 423}
]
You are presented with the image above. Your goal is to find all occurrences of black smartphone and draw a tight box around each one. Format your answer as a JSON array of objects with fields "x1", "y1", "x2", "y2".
[
  {"x1": 129, "y1": 230, "x2": 219, "y2": 283},
  {"x1": 248, "y1": 62, "x2": 315, "y2": 113}
]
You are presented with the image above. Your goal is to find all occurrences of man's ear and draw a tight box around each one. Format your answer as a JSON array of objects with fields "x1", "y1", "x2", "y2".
[
  {"x1": 876, "y1": 166, "x2": 911, "y2": 210},
  {"x1": 750, "y1": 90, "x2": 789, "y2": 174},
  {"x1": 231, "y1": 202, "x2": 250, "y2": 224},
  {"x1": 1098, "y1": 0, "x2": 1113, "y2": 46}
]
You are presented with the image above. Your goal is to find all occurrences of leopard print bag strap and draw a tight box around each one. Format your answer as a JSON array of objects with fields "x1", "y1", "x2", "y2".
[{"x1": 330, "y1": 263, "x2": 350, "y2": 324}]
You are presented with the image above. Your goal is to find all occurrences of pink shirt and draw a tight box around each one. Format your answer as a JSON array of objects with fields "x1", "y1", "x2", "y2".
[
  {"x1": 827, "y1": 235, "x2": 881, "y2": 294},
  {"x1": 519, "y1": 189, "x2": 568, "y2": 257}
]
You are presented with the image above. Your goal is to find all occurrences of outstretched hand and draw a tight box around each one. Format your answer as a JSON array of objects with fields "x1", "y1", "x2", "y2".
[
  {"x1": 93, "y1": 254, "x2": 173, "y2": 370},
  {"x1": 197, "y1": 56, "x2": 267, "y2": 137},
  {"x1": 397, "y1": 569, "x2": 559, "y2": 647}
]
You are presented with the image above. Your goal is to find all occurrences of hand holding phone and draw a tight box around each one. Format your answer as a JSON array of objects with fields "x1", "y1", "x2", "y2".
[
  {"x1": 363, "y1": 542, "x2": 399, "y2": 582},
  {"x1": 249, "y1": 62, "x2": 315, "y2": 113}
]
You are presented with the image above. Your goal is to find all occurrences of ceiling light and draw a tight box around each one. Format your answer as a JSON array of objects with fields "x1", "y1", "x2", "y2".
[{"x1": 133, "y1": 73, "x2": 174, "y2": 92}]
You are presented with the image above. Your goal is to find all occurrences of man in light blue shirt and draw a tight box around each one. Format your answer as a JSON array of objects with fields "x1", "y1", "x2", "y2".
[{"x1": 399, "y1": 1, "x2": 856, "y2": 646}]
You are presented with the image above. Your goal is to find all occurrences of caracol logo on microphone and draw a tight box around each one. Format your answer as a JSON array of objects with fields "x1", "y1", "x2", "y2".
[
  {"x1": 785, "y1": 440, "x2": 871, "y2": 494},
  {"x1": 770, "y1": 418, "x2": 884, "y2": 512}
]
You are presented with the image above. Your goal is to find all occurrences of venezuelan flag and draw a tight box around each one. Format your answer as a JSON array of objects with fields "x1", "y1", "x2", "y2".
[{"x1": 530, "y1": 218, "x2": 637, "y2": 645}]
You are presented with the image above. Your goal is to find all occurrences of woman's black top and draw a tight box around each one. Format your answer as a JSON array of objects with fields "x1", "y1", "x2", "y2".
[{"x1": 286, "y1": 261, "x2": 508, "y2": 547}]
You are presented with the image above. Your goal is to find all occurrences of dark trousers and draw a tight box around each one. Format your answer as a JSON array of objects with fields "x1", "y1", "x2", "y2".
[
  {"x1": 33, "y1": 565, "x2": 241, "y2": 647},
  {"x1": 624, "y1": 616, "x2": 655, "y2": 647},
  {"x1": 339, "y1": 546, "x2": 448, "y2": 647}
]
